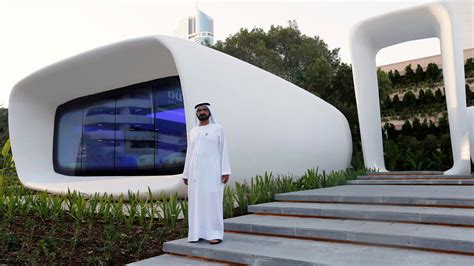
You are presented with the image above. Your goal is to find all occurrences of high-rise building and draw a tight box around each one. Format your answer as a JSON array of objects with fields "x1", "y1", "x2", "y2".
[{"x1": 173, "y1": 8, "x2": 214, "y2": 45}]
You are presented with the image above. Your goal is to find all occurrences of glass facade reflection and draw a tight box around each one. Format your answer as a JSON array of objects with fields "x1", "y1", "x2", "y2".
[{"x1": 54, "y1": 76, "x2": 187, "y2": 176}]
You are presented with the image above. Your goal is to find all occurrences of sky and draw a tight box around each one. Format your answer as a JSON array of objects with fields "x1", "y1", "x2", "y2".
[{"x1": 0, "y1": 0, "x2": 472, "y2": 107}]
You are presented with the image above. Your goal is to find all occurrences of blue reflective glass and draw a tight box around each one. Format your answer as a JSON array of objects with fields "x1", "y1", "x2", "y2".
[
  {"x1": 56, "y1": 107, "x2": 83, "y2": 175},
  {"x1": 115, "y1": 88, "x2": 155, "y2": 171},
  {"x1": 154, "y1": 78, "x2": 187, "y2": 175},
  {"x1": 82, "y1": 99, "x2": 116, "y2": 171},
  {"x1": 54, "y1": 76, "x2": 186, "y2": 176}
]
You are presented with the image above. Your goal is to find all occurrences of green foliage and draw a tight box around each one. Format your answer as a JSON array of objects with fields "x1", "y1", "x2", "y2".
[
  {"x1": 377, "y1": 68, "x2": 392, "y2": 100},
  {"x1": 393, "y1": 70, "x2": 402, "y2": 84},
  {"x1": 160, "y1": 192, "x2": 181, "y2": 228},
  {"x1": 384, "y1": 140, "x2": 400, "y2": 170},
  {"x1": 465, "y1": 58, "x2": 474, "y2": 77},
  {"x1": 0, "y1": 139, "x2": 15, "y2": 192},
  {"x1": 403, "y1": 64, "x2": 415, "y2": 85},
  {"x1": 426, "y1": 63, "x2": 441, "y2": 82},
  {"x1": 402, "y1": 91, "x2": 416, "y2": 108},
  {"x1": 382, "y1": 115, "x2": 457, "y2": 171},
  {"x1": 222, "y1": 168, "x2": 364, "y2": 218},
  {"x1": 415, "y1": 64, "x2": 425, "y2": 84},
  {"x1": 298, "y1": 168, "x2": 320, "y2": 190},
  {"x1": 0, "y1": 108, "x2": 8, "y2": 148},
  {"x1": 223, "y1": 186, "x2": 235, "y2": 218}
]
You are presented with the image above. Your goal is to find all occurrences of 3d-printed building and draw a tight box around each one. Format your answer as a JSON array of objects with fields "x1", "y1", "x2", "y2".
[{"x1": 9, "y1": 36, "x2": 352, "y2": 198}]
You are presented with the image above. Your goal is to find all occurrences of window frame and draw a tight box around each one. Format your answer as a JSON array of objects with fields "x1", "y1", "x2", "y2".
[{"x1": 53, "y1": 76, "x2": 187, "y2": 176}]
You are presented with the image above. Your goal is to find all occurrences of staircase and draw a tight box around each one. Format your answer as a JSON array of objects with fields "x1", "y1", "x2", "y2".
[{"x1": 133, "y1": 171, "x2": 474, "y2": 265}]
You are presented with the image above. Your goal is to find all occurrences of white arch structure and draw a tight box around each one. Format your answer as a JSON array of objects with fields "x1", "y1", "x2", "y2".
[{"x1": 350, "y1": 2, "x2": 471, "y2": 175}]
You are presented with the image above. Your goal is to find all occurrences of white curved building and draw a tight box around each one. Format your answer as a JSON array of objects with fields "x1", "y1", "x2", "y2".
[{"x1": 9, "y1": 35, "x2": 352, "y2": 198}]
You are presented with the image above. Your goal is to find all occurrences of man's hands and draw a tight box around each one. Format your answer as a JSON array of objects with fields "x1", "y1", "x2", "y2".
[
  {"x1": 183, "y1": 176, "x2": 229, "y2": 185},
  {"x1": 221, "y1": 175, "x2": 230, "y2": 184}
]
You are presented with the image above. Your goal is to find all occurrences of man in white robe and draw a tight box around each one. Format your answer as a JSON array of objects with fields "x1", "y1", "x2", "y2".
[{"x1": 182, "y1": 102, "x2": 231, "y2": 244}]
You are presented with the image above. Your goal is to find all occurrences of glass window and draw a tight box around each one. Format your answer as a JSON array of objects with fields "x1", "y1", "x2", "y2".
[
  {"x1": 55, "y1": 107, "x2": 83, "y2": 175},
  {"x1": 53, "y1": 76, "x2": 187, "y2": 176},
  {"x1": 154, "y1": 78, "x2": 187, "y2": 175}
]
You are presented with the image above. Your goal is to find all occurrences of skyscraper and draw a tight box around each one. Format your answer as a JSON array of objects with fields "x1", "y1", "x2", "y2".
[{"x1": 173, "y1": 8, "x2": 214, "y2": 46}]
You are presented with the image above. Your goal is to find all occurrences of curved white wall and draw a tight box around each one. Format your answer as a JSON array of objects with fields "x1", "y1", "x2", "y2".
[
  {"x1": 9, "y1": 36, "x2": 352, "y2": 199},
  {"x1": 350, "y1": 2, "x2": 471, "y2": 175}
]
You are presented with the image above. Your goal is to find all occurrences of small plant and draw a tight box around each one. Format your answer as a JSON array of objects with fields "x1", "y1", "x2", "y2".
[
  {"x1": 160, "y1": 192, "x2": 181, "y2": 227},
  {"x1": 299, "y1": 168, "x2": 320, "y2": 190},
  {"x1": 234, "y1": 181, "x2": 247, "y2": 215},
  {"x1": 0, "y1": 139, "x2": 15, "y2": 194},
  {"x1": 223, "y1": 185, "x2": 235, "y2": 218}
]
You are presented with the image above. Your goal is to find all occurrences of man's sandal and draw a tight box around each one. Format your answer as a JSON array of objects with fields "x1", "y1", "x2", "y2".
[{"x1": 209, "y1": 239, "x2": 222, "y2": 244}]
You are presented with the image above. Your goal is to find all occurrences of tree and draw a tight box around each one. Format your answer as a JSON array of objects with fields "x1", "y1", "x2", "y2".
[
  {"x1": 420, "y1": 119, "x2": 429, "y2": 138},
  {"x1": 377, "y1": 68, "x2": 392, "y2": 100},
  {"x1": 418, "y1": 89, "x2": 426, "y2": 105},
  {"x1": 438, "y1": 113, "x2": 449, "y2": 133},
  {"x1": 415, "y1": 64, "x2": 425, "y2": 84},
  {"x1": 384, "y1": 140, "x2": 400, "y2": 170},
  {"x1": 466, "y1": 84, "x2": 473, "y2": 105},
  {"x1": 392, "y1": 94, "x2": 401, "y2": 112},
  {"x1": 330, "y1": 63, "x2": 360, "y2": 139},
  {"x1": 382, "y1": 94, "x2": 392, "y2": 110},
  {"x1": 412, "y1": 118, "x2": 422, "y2": 140},
  {"x1": 435, "y1": 88, "x2": 444, "y2": 104},
  {"x1": 402, "y1": 91, "x2": 417, "y2": 109},
  {"x1": 401, "y1": 120, "x2": 412, "y2": 136},
  {"x1": 439, "y1": 133, "x2": 453, "y2": 169},
  {"x1": 403, "y1": 64, "x2": 415, "y2": 85},
  {"x1": 465, "y1": 58, "x2": 474, "y2": 77},
  {"x1": 393, "y1": 70, "x2": 402, "y2": 85},
  {"x1": 427, "y1": 119, "x2": 438, "y2": 135},
  {"x1": 388, "y1": 70, "x2": 395, "y2": 84},
  {"x1": 424, "y1": 89, "x2": 435, "y2": 105},
  {"x1": 423, "y1": 134, "x2": 438, "y2": 154},
  {"x1": 214, "y1": 23, "x2": 342, "y2": 99},
  {"x1": 383, "y1": 123, "x2": 397, "y2": 139},
  {"x1": 425, "y1": 63, "x2": 440, "y2": 82}
]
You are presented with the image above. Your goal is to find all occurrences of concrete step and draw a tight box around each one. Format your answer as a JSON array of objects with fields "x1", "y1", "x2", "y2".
[
  {"x1": 357, "y1": 175, "x2": 474, "y2": 180},
  {"x1": 164, "y1": 233, "x2": 474, "y2": 265},
  {"x1": 224, "y1": 214, "x2": 474, "y2": 254},
  {"x1": 367, "y1": 171, "x2": 444, "y2": 176},
  {"x1": 128, "y1": 254, "x2": 230, "y2": 265},
  {"x1": 247, "y1": 202, "x2": 474, "y2": 226},
  {"x1": 274, "y1": 185, "x2": 474, "y2": 207},
  {"x1": 348, "y1": 179, "x2": 474, "y2": 185}
]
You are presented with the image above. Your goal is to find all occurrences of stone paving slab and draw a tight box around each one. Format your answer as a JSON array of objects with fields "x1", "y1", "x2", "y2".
[
  {"x1": 247, "y1": 202, "x2": 474, "y2": 226},
  {"x1": 274, "y1": 185, "x2": 474, "y2": 207},
  {"x1": 348, "y1": 180, "x2": 474, "y2": 185},
  {"x1": 164, "y1": 233, "x2": 474, "y2": 265},
  {"x1": 367, "y1": 171, "x2": 443, "y2": 176},
  {"x1": 224, "y1": 214, "x2": 474, "y2": 253},
  {"x1": 128, "y1": 254, "x2": 230, "y2": 265},
  {"x1": 357, "y1": 175, "x2": 474, "y2": 180}
]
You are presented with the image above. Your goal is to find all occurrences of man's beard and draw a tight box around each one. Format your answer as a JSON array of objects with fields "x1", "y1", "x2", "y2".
[{"x1": 197, "y1": 114, "x2": 210, "y2": 121}]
